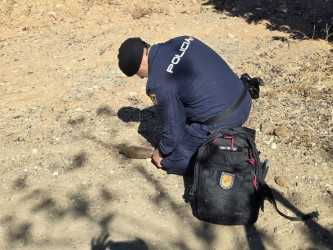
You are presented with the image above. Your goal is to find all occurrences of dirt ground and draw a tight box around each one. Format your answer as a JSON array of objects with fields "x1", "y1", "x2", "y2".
[{"x1": 0, "y1": 1, "x2": 332, "y2": 250}]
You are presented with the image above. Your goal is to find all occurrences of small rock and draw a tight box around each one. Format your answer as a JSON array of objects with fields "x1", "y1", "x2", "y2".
[
  {"x1": 274, "y1": 176, "x2": 289, "y2": 188},
  {"x1": 273, "y1": 126, "x2": 290, "y2": 139},
  {"x1": 131, "y1": 7, "x2": 152, "y2": 19},
  {"x1": 227, "y1": 33, "x2": 235, "y2": 39},
  {"x1": 32, "y1": 148, "x2": 38, "y2": 154},
  {"x1": 327, "y1": 190, "x2": 333, "y2": 197},
  {"x1": 13, "y1": 176, "x2": 27, "y2": 190},
  {"x1": 70, "y1": 152, "x2": 88, "y2": 169},
  {"x1": 324, "y1": 184, "x2": 333, "y2": 194},
  {"x1": 55, "y1": 4, "x2": 64, "y2": 10},
  {"x1": 273, "y1": 227, "x2": 278, "y2": 233},
  {"x1": 67, "y1": 113, "x2": 85, "y2": 126},
  {"x1": 96, "y1": 105, "x2": 116, "y2": 116},
  {"x1": 261, "y1": 122, "x2": 275, "y2": 135},
  {"x1": 53, "y1": 171, "x2": 59, "y2": 176},
  {"x1": 270, "y1": 142, "x2": 277, "y2": 149},
  {"x1": 48, "y1": 11, "x2": 57, "y2": 20}
]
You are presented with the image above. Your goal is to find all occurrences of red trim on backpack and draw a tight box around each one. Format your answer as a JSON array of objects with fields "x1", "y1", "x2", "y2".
[
  {"x1": 247, "y1": 158, "x2": 256, "y2": 165},
  {"x1": 224, "y1": 135, "x2": 235, "y2": 151},
  {"x1": 253, "y1": 175, "x2": 258, "y2": 190}
]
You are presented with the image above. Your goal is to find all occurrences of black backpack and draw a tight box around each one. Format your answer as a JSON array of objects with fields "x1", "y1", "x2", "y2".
[{"x1": 183, "y1": 127, "x2": 318, "y2": 225}]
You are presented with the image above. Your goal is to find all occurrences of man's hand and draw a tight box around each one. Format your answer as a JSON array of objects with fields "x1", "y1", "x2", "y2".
[{"x1": 151, "y1": 148, "x2": 163, "y2": 169}]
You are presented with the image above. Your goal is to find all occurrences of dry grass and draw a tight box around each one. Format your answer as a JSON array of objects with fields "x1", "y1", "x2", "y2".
[
  {"x1": 130, "y1": 4, "x2": 153, "y2": 19},
  {"x1": 121, "y1": 0, "x2": 162, "y2": 19}
]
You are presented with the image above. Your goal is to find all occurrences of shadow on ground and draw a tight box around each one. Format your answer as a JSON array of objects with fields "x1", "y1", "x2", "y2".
[
  {"x1": 203, "y1": 0, "x2": 333, "y2": 42},
  {"x1": 134, "y1": 166, "x2": 217, "y2": 250},
  {"x1": 5, "y1": 106, "x2": 331, "y2": 250},
  {"x1": 91, "y1": 232, "x2": 148, "y2": 250},
  {"x1": 272, "y1": 188, "x2": 333, "y2": 250},
  {"x1": 22, "y1": 187, "x2": 115, "y2": 231},
  {"x1": 0, "y1": 185, "x2": 115, "y2": 249}
]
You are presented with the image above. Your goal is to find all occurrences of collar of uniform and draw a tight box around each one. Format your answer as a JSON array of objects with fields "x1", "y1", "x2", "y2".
[
  {"x1": 148, "y1": 44, "x2": 159, "y2": 76},
  {"x1": 146, "y1": 44, "x2": 159, "y2": 93}
]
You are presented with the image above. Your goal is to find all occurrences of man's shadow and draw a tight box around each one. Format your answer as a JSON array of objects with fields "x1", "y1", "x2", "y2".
[{"x1": 117, "y1": 106, "x2": 163, "y2": 147}]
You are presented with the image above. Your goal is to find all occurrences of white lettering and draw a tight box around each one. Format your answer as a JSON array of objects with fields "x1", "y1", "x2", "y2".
[
  {"x1": 171, "y1": 55, "x2": 181, "y2": 64},
  {"x1": 185, "y1": 37, "x2": 194, "y2": 43},
  {"x1": 166, "y1": 37, "x2": 194, "y2": 74},
  {"x1": 166, "y1": 64, "x2": 174, "y2": 73},
  {"x1": 180, "y1": 41, "x2": 190, "y2": 51}
]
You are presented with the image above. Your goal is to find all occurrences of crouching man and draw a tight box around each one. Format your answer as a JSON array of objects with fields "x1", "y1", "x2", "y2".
[{"x1": 117, "y1": 36, "x2": 252, "y2": 175}]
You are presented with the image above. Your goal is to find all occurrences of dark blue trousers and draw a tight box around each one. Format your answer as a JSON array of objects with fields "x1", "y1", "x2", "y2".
[
  {"x1": 161, "y1": 123, "x2": 209, "y2": 175},
  {"x1": 161, "y1": 91, "x2": 251, "y2": 175}
]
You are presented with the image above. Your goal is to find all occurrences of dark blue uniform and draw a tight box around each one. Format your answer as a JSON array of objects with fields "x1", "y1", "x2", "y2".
[{"x1": 147, "y1": 36, "x2": 252, "y2": 175}]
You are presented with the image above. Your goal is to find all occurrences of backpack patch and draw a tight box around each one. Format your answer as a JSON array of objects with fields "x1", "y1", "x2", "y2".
[{"x1": 219, "y1": 172, "x2": 235, "y2": 190}]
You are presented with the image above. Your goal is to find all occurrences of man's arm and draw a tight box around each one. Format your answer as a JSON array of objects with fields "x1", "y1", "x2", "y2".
[{"x1": 150, "y1": 84, "x2": 186, "y2": 167}]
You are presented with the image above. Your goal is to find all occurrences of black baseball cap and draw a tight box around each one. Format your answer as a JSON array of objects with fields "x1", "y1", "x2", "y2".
[{"x1": 118, "y1": 37, "x2": 150, "y2": 77}]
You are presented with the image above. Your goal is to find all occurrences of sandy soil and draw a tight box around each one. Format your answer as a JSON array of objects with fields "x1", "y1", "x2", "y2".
[{"x1": 0, "y1": 1, "x2": 332, "y2": 250}]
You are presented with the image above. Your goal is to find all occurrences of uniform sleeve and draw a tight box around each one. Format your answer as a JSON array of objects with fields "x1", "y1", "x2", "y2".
[{"x1": 155, "y1": 84, "x2": 186, "y2": 155}]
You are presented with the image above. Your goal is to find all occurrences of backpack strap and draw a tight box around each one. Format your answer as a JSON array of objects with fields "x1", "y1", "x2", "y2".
[
  {"x1": 203, "y1": 80, "x2": 248, "y2": 126},
  {"x1": 239, "y1": 133, "x2": 319, "y2": 222},
  {"x1": 259, "y1": 182, "x2": 319, "y2": 221}
]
